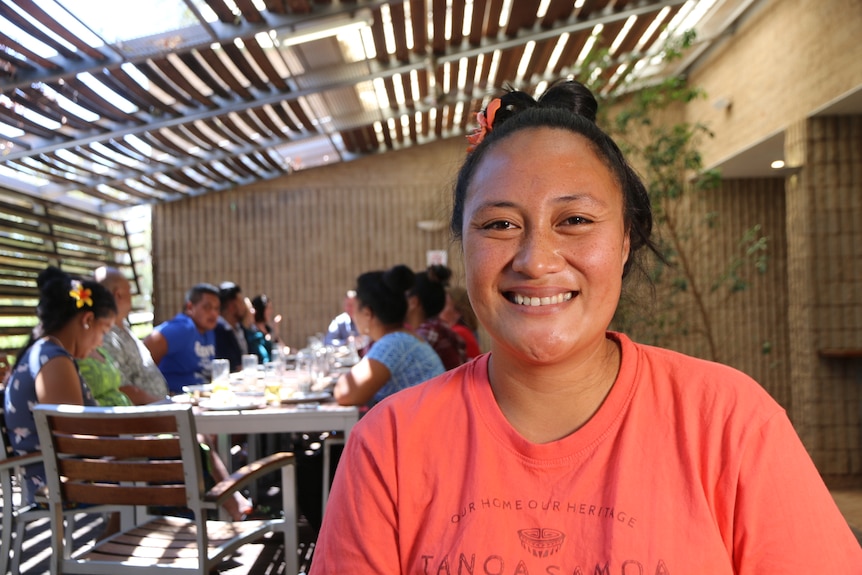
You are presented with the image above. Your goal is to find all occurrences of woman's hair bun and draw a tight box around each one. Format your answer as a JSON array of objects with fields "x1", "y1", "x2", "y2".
[
  {"x1": 427, "y1": 264, "x2": 452, "y2": 286},
  {"x1": 36, "y1": 265, "x2": 68, "y2": 291},
  {"x1": 493, "y1": 79, "x2": 598, "y2": 131},
  {"x1": 383, "y1": 264, "x2": 415, "y2": 293},
  {"x1": 538, "y1": 79, "x2": 598, "y2": 123}
]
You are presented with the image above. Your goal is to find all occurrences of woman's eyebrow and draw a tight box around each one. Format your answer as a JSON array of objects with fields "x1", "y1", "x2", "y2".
[
  {"x1": 471, "y1": 200, "x2": 519, "y2": 211},
  {"x1": 553, "y1": 193, "x2": 608, "y2": 207}
]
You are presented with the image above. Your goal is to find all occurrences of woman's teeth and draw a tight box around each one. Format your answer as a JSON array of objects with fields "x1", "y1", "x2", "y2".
[{"x1": 510, "y1": 292, "x2": 573, "y2": 306}]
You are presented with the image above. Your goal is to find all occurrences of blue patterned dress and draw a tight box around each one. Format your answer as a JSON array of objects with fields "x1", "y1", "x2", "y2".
[
  {"x1": 365, "y1": 331, "x2": 445, "y2": 407},
  {"x1": 4, "y1": 338, "x2": 95, "y2": 503}
]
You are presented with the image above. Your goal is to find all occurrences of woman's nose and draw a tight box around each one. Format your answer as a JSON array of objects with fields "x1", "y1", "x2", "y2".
[{"x1": 511, "y1": 227, "x2": 566, "y2": 277}]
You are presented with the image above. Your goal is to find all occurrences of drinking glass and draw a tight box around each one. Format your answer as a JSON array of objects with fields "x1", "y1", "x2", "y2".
[
  {"x1": 211, "y1": 358, "x2": 230, "y2": 391},
  {"x1": 295, "y1": 349, "x2": 314, "y2": 395},
  {"x1": 241, "y1": 354, "x2": 258, "y2": 388},
  {"x1": 263, "y1": 361, "x2": 282, "y2": 405}
]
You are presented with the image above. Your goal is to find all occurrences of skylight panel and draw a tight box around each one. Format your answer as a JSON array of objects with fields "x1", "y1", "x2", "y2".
[
  {"x1": 77, "y1": 73, "x2": 138, "y2": 114},
  {"x1": 58, "y1": 0, "x2": 209, "y2": 44}
]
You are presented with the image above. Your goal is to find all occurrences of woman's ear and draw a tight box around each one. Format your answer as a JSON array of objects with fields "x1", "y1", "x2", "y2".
[{"x1": 81, "y1": 310, "x2": 95, "y2": 329}]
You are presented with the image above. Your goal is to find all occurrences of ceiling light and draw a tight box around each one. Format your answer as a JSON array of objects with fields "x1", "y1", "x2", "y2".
[{"x1": 771, "y1": 160, "x2": 785, "y2": 169}]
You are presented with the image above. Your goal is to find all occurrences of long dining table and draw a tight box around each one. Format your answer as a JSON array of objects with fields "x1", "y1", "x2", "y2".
[{"x1": 192, "y1": 401, "x2": 359, "y2": 515}]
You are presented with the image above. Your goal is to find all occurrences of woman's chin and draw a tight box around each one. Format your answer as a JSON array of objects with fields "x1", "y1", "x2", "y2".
[{"x1": 495, "y1": 336, "x2": 574, "y2": 365}]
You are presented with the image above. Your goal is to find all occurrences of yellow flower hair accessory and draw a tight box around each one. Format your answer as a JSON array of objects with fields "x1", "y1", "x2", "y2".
[{"x1": 69, "y1": 280, "x2": 93, "y2": 309}]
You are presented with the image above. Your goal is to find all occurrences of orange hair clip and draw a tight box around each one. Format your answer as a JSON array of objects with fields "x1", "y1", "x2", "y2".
[{"x1": 466, "y1": 97, "x2": 502, "y2": 152}]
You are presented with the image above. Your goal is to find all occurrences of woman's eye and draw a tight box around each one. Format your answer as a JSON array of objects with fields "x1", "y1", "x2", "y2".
[
  {"x1": 483, "y1": 220, "x2": 516, "y2": 230},
  {"x1": 562, "y1": 215, "x2": 591, "y2": 226}
]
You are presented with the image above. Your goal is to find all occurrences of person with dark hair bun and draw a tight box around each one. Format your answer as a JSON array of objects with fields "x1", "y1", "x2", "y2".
[
  {"x1": 4, "y1": 266, "x2": 117, "y2": 504},
  {"x1": 406, "y1": 264, "x2": 468, "y2": 370},
  {"x1": 312, "y1": 80, "x2": 862, "y2": 571},
  {"x1": 333, "y1": 264, "x2": 444, "y2": 408}
]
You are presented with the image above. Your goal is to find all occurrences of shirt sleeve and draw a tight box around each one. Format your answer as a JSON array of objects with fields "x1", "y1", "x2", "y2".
[
  {"x1": 310, "y1": 422, "x2": 402, "y2": 574},
  {"x1": 732, "y1": 409, "x2": 862, "y2": 570}
]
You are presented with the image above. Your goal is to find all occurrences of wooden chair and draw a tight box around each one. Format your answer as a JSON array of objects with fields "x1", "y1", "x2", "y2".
[
  {"x1": 33, "y1": 403, "x2": 298, "y2": 575},
  {"x1": 2, "y1": 405, "x2": 129, "y2": 575}
]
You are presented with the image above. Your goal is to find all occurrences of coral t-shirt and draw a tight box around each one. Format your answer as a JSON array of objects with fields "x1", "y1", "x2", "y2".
[{"x1": 311, "y1": 332, "x2": 862, "y2": 574}]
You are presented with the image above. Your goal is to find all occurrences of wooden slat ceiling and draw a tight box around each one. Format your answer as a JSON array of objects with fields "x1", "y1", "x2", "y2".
[{"x1": 0, "y1": 0, "x2": 734, "y2": 214}]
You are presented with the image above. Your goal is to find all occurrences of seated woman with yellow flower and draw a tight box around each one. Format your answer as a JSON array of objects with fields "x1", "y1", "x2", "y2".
[{"x1": 4, "y1": 266, "x2": 116, "y2": 504}]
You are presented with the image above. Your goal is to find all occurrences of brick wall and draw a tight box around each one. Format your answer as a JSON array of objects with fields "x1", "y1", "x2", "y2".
[
  {"x1": 785, "y1": 115, "x2": 862, "y2": 484},
  {"x1": 688, "y1": 0, "x2": 862, "y2": 172}
]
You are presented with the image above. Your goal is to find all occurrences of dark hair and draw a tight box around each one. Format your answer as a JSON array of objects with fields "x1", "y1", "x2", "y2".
[
  {"x1": 185, "y1": 283, "x2": 219, "y2": 305},
  {"x1": 252, "y1": 294, "x2": 269, "y2": 323},
  {"x1": 448, "y1": 285, "x2": 478, "y2": 332},
  {"x1": 354, "y1": 264, "x2": 415, "y2": 326},
  {"x1": 217, "y1": 281, "x2": 242, "y2": 309},
  {"x1": 409, "y1": 265, "x2": 452, "y2": 318},
  {"x1": 452, "y1": 79, "x2": 659, "y2": 279},
  {"x1": 15, "y1": 266, "x2": 117, "y2": 363}
]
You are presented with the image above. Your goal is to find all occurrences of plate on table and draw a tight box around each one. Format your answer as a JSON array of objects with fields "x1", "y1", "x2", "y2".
[
  {"x1": 280, "y1": 391, "x2": 332, "y2": 405},
  {"x1": 198, "y1": 398, "x2": 266, "y2": 411},
  {"x1": 182, "y1": 384, "x2": 213, "y2": 397}
]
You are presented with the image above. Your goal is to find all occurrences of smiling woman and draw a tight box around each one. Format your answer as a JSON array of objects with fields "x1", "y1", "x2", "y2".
[{"x1": 310, "y1": 80, "x2": 862, "y2": 573}]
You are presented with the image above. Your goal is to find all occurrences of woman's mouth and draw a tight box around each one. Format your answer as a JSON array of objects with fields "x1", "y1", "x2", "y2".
[{"x1": 506, "y1": 291, "x2": 575, "y2": 307}]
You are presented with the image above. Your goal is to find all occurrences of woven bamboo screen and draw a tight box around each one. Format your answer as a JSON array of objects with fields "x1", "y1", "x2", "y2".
[{"x1": 0, "y1": 188, "x2": 140, "y2": 360}]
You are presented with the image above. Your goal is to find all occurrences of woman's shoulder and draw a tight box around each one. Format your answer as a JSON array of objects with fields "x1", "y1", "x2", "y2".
[
  {"x1": 27, "y1": 338, "x2": 73, "y2": 365},
  {"x1": 158, "y1": 313, "x2": 194, "y2": 333},
  {"x1": 7, "y1": 339, "x2": 73, "y2": 393},
  {"x1": 372, "y1": 330, "x2": 426, "y2": 354},
  {"x1": 617, "y1": 332, "x2": 781, "y2": 415}
]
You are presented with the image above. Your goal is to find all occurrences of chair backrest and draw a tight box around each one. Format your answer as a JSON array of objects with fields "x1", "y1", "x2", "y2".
[
  {"x1": 33, "y1": 403, "x2": 205, "y2": 515},
  {"x1": 0, "y1": 404, "x2": 27, "y2": 501}
]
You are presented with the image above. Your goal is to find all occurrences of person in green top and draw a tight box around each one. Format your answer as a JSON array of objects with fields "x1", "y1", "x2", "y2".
[{"x1": 78, "y1": 347, "x2": 133, "y2": 406}]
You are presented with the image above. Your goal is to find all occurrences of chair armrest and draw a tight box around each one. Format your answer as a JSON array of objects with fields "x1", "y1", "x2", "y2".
[
  {"x1": 0, "y1": 450, "x2": 42, "y2": 471},
  {"x1": 203, "y1": 451, "x2": 294, "y2": 507}
]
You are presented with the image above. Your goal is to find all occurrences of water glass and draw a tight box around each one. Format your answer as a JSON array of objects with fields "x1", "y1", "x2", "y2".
[
  {"x1": 263, "y1": 361, "x2": 282, "y2": 405},
  {"x1": 295, "y1": 349, "x2": 315, "y2": 395},
  {"x1": 211, "y1": 358, "x2": 230, "y2": 391},
  {"x1": 241, "y1": 354, "x2": 258, "y2": 388}
]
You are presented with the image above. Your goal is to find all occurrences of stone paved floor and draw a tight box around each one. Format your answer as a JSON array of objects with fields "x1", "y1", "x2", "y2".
[
  {"x1": 832, "y1": 490, "x2": 862, "y2": 544},
  {"x1": 11, "y1": 512, "x2": 317, "y2": 574}
]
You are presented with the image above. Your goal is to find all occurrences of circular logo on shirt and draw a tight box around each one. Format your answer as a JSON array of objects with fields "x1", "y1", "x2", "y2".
[{"x1": 517, "y1": 527, "x2": 566, "y2": 557}]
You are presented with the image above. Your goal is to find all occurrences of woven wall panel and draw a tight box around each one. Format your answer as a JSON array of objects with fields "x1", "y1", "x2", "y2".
[{"x1": 638, "y1": 178, "x2": 791, "y2": 409}]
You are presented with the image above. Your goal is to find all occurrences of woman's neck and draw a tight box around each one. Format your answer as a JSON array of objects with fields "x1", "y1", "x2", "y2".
[
  {"x1": 44, "y1": 330, "x2": 76, "y2": 357},
  {"x1": 487, "y1": 338, "x2": 622, "y2": 443},
  {"x1": 369, "y1": 321, "x2": 409, "y2": 342}
]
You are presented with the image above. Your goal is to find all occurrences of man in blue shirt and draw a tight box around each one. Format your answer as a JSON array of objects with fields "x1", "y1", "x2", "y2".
[{"x1": 144, "y1": 283, "x2": 220, "y2": 394}]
